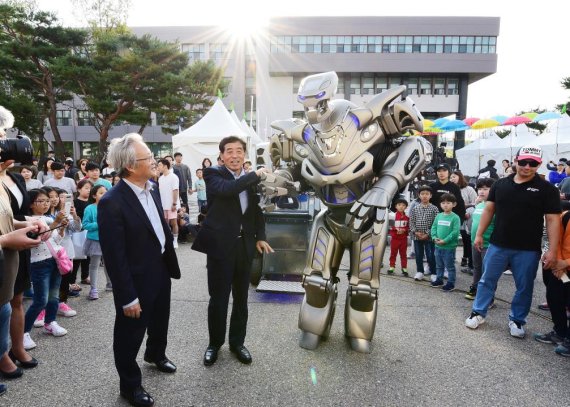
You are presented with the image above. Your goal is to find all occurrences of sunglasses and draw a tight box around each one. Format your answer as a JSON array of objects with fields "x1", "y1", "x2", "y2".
[{"x1": 517, "y1": 159, "x2": 540, "y2": 168}]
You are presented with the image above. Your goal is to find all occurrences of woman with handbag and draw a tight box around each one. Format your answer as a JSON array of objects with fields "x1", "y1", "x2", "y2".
[
  {"x1": 23, "y1": 189, "x2": 69, "y2": 343},
  {"x1": 54, "y1": 188, "x2": 82, "y2": 317}
]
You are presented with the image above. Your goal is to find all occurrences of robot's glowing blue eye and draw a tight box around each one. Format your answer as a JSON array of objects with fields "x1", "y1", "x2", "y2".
[
  {"x1": 315, "y1": 91, "x2": 325, "y2": 99},
  {"x1": 298, "y1": 95, "x2": 307, "y2": 101}
]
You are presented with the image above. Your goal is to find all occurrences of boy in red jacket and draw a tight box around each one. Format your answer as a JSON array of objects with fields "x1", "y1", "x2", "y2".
[{"x1": 388, "y1": 198, "x2": 410, "y2": 276}]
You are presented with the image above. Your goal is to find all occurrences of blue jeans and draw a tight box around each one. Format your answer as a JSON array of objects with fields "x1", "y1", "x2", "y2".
[
  {"x1": 435, "y1": 247, "x2": 456, "y2": 285},
  {"x1": 198, "y1": 199, "x2": 207, "y2": 211},
  {"x1": 0, "y1": 302, "x2": 12, "y2": 356},
  {"x1": 24, "y1": 258, "x2": 61, "y2": 333},
  {"x1": 473, "y1": 244, "x2": 541, "y2": 324},
  {"x1": 413, "y1": 240, "x2": 436, "y2": 275}
]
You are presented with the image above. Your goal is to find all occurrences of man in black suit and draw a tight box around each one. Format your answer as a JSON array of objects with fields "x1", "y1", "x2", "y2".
[
  {"x1": 99, "y1": 134, "x2": 180, "y2": 407},
  {"x1": 193, "y1": 135, "x2": 273, "y2": 366}
]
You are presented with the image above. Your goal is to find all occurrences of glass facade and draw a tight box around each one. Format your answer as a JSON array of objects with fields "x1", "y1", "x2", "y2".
[
  {"x1": 77, "y1": 110, "x2": 95, "y2": 126},
  {"x1": 181, "y1": 43, "x2": 206, "y2": 62},
  {"x1": 271, "y1": 35, "x2": 496, "y2": 54},
  {"x1": 56, "y1": 110, "x2": 72, "y2": 126},
  {"x1": 293, "y1": 74, "x2": 462, "y2": 97}
]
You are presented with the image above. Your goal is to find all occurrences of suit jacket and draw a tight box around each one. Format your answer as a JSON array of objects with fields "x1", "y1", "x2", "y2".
[
  {"x1": 98, "y1": 179, "x2": 180, "y2": 308},
  {"x1": 192, "y1": 165, "x2": 265, "y2": 263}
]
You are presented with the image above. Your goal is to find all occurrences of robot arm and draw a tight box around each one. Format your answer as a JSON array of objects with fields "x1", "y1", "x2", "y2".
[
  {"x1": 258, "y1": 171, "x2": 300, "y2": 200},
  {"x1": 347, "y1": 137, "x2": 433, "y2": 241}
]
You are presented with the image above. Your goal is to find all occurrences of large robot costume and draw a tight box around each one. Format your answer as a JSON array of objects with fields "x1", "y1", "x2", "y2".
[{"x1": 262, "y1": 72, "x2": 432, "y2": 353}]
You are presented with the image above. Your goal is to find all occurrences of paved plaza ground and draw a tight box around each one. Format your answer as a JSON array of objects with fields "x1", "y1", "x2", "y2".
[{"x1": 4, "y1": 239, "x2": 569, "y2": 407}]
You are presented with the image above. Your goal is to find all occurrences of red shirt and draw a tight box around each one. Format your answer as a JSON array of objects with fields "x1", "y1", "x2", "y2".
[{"x1": 389, "y1": 211, "x2": 409, "y2": 239}]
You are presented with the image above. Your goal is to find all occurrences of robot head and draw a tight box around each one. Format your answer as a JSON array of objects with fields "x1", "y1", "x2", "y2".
[{"x1": 297, "y1": 72, "x2": 338, "y2": 123}]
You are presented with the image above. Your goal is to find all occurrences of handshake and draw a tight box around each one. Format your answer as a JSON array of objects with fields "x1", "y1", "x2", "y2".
[{"x1": 257, "y1": 170, "x2": 300, "y2": 200}]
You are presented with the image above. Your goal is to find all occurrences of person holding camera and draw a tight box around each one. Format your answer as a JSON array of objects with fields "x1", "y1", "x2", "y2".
[{"x1": 0, "y1": 105, "x2": 45, "y2": 395}]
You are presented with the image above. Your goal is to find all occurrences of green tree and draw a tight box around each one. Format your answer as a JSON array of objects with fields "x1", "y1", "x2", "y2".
[
  {"x1": 556, "y1": 76, "x2": 569, "y2": 114},
  {"x1": 516, "y1": 108, "x2": 547, "y2": 134},
  {"x1": 67, "y1": 30, "x2": 228, "y2": 158},
  {"x1": 0, "y1": 3, "x2": 88, "y2": 159}
]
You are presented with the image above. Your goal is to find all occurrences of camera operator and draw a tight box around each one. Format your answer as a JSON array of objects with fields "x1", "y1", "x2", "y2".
[{"x1": 0, "y1": 105, "x2": 46, "y2": 396}]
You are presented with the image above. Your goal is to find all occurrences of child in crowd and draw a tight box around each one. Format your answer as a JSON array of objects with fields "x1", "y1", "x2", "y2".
[
  {"x1": 20, "y1": 166, "x2": 42, "y2": 190},
  {"x1": 388, "y1": 198, "x2": 409, "y2": 276},
  {"x1": 72, "y1": 179, "x2": 93, "y2": 287},
  {"x1": 409, "y1": 186, "x2": 439, "y2": 281},
  {"x1": 465, "y1": 178, "x2": 496, "y2": 300},
  {"x1": 24, "y1": 189, "x2": 69, "y2": 345},
  {"x1": 55, "y1": 189, "x2": 82, "y2": 317},
  {"x1": 82, "y1": 185, "x2": 111, "y2": 300},
  {"x1": 430, "y1": 193, "x2": 461, "y2": 291},
  {"x1": 192, "y1": 168, "x2": 207, "y2": 211}
]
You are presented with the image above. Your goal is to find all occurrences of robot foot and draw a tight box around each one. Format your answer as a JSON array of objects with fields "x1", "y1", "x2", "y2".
[
  {"x1": 299, "y1": 331, "x2": 320, "y2": 350},
  {"x1": 348, "y1": 337, "x2": 371, "y2": 354}
]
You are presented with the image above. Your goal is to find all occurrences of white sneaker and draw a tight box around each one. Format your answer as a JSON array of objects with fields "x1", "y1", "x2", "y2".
[
  {"x1": 57, "y1": 302, "x2": 77, "y2": 317},
  {"x1": 33, "y1": 309, "x2": 45, "y2": 328},
  {"x1": 508, "y1": 321, "x2": 525, "y2": 338},
  {"x1": 503, "y1": 270, "x2": 513, "y2": 275},
  {"x1": 414, "y1": 272, "x2": 424, "y2": 281},
  {"x1": 23, "y1": 332, "x2": 37, "y2": 350},
  {"x1": 430, "y1": 274, "x2": 437, "y2": 282},
  {"x1": 43, "y1": 321, "x2": 67, "y2": 337},
  {"x1": 465, "y1": 313, "x2": 485, "y2": 329}
]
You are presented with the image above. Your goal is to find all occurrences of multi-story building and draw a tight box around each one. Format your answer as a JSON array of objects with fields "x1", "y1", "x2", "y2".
[{"x1": 46, "y1": 16, "x2": 499, "y2": 158}]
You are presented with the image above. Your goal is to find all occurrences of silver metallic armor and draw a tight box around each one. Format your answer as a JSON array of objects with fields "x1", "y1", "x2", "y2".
[{"x1": 267, "y1": 71, "x2": 432, "y2": 353}]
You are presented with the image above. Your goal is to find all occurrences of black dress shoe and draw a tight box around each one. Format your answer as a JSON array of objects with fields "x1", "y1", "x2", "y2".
[
  {"x1": 143, "y1": 355, "x2": 176, "y2": 373},
  {"x1": 203, "y1": 345, "x2": 219, "y2": 366},
  {"x1": 120, "y1": 386, "x2": 154, "y2": 407},
  {"x1": 0, "y1": 367, "x2": 23, "y2": 379},
  {"x1": 230, "y1": 345, "x2": 252, "y2": 364},
  {"x1": 8, "y1": 350, "x2": 38, "y2": 369}
]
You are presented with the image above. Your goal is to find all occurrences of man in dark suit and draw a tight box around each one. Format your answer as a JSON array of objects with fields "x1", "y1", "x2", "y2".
[
  {"x1": 193, "y1": 135, "x2": 273, "y2": 367},
  {"x1": 99, "y1": 134, "x2": 180, "y2": 407}
]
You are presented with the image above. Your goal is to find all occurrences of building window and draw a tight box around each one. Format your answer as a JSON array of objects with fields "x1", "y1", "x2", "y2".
[
  {"x1": 270, "y1": 34, "x2": 496, "y2": 55},
  {"x1": 350, "y1": 75, "x2": 360, "y2": 95},
  {"x1": 147, "y1": 143, "x2": 172, "y2": 158},
  {"x1": 375, "y1": 76, "x2": 388, "y2": 93},
  {"x1": 388, "y1": 77, "x2": 401, "y2": 88},
  {"x1": 292, "y1": 111, "x2": 305, "y2": 120},
  {"x1": 420, "y1": 78, "x2": 432, "y2": 95},
  {"x1": 56, "y1": 110, "x2": 71, "y2": 126},
  {"x1": 181, "y1": 43, "x2": 205, "y2": 63},
  {"x1": 406, "y1": 78, "x2": 418, "y2": 95},
  {"x1": 79, "y1": 142, "x2": 100, "y2": 159},
  {"x1": 210, "y1": 43, "x2": 227, "y2": 61},
  {"x1": 447, "y1": 78, "x2": 459, "y2": 95},
  {"x1": 434, "y1": 78, "x2": 445, "y2": 95},
  {"x1": 362, "y1": 75, "x2": 374, "y2": 95},
  {"x1": 77, "y1": 110, "x2": 95, "y2": 126}
]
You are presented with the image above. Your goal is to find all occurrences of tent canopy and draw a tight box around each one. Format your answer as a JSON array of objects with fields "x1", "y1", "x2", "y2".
[{"x1": 172, "y1": 99, "x2": 261, "y2": 171}]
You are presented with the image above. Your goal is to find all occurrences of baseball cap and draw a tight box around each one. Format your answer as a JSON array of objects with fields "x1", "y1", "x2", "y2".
[
  {"x1": 435, "y1": 163, "x2": 451, "y2": 172},
  {"x1": 516, "y1": 145, "x2": 542, "y2": 164}
]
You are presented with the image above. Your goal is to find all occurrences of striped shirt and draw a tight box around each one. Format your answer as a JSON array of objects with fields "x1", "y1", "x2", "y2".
[{"x1": 409, "y1": 202, "x2": 439, "y2": 240}]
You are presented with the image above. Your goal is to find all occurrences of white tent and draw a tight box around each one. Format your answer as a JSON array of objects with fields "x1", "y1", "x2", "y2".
[
  {"x1": 455, "y1": 131, "x2": 504, "y2": 176},
  {"x1": 172, "y1": 99, "x2": 250, "y2": 172}
]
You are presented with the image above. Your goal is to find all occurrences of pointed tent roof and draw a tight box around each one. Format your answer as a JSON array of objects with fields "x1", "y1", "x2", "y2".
[{"x1": 172, "y1": 99, "x2": 248, "y2": 148}]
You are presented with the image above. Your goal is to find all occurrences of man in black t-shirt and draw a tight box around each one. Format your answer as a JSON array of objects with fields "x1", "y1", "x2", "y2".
[
  {"x1": 465, "y1": 145, "x2": 561, "y2": 339},
  {"x1": 429, "y1": 163, "x2": 466, "y2": 222}
]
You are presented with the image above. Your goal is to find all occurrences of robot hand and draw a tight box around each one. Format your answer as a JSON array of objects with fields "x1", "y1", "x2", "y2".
[
  {"x1": 258, "y1": 172, "x2": 300, "y2": 200},
  {"x1": 346, "y1": 187, "x2": 389, "y2": 237}
]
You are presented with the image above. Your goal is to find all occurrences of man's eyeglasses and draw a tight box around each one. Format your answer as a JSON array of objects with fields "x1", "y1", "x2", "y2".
[
  {"x1": 135, "y1": 155, "x2": 154, "y2": 162},
  {"x1": 517, "y1": 159, "x2": 540, "y2": 168},
  {"x1": 34, "y1": 200, "x2": 49, "y2": 204}
]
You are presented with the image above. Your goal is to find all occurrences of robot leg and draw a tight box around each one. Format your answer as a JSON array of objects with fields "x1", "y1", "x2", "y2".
[
  {"x1": 345, "y1": 215, "x2": 390, "y2": 353},
  {"x1": 298, "y1": 210, "x2": 344, "y2": 350}
]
